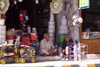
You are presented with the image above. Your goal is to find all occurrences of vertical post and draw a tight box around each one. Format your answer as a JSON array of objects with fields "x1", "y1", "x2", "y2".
[{"x1": 79, "y1": 9, "x2": 82, "y2": 42}]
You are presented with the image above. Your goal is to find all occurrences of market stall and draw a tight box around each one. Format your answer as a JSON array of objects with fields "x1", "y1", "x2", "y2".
[{"x1": 80, "y1": 0, "x2": 100, "y2": 54}]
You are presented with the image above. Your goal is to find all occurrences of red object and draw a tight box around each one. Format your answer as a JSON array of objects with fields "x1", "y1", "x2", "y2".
[
  {"x1": 31, "y1": 33, "x2": 36, "y2": 41},
  {"x1": 27, "y1": 25, "x2": 30, "y2": 27},
  {"x1": 6, "y1": 36, "x2": 14, "y2": 40},
  {"x1": 21, "y1": 35, "x2": 30, "y2": 46},
  {"x1": 20, "y1": 45, "x2": 31, "y2": 48},
  {"x1": 19, "y1": 14, "x2": 24, "y2": 22},
  {"x1": 20, "y1": 10, "x2": 25, "y2": 14},
  {"x1": 55, "y1": 42, "x2": 58, "y2": 45}
]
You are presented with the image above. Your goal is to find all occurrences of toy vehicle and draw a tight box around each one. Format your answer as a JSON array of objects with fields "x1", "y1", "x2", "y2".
[
  {"x1": 0, "y1": 43, "x2": 19, "y2": 64},
  {"x1": 19, "y1": 34, "x2": 36, "y2": 63}
]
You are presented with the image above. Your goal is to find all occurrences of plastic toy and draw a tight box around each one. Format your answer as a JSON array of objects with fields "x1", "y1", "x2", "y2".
[{"x1": 19, "y1": 34, "x2": 36, "y2": 63}]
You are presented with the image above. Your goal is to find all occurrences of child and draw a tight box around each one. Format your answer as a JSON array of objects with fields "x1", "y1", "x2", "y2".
[{"x1": 62, "y1": 35, "x2": 73, "y2": 61}]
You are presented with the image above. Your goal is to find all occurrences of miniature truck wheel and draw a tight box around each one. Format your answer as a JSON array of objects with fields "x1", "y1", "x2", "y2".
[
  {"x1": 14, "y1": 47, "x2": 18, "y2": 54},
  {"x1": 0, "y1": 50, "x2": 4, "y2": 57},
  {"x1": 31, "y1": 56, "x2": 35, "y2": 63},
  {"x1": 20, "y1": 58, "x2": 25, "y2": 63},
  {"x1": 0, "y1": 59, "x2": 6, "y2": 64},
  {"x1": 30, "y1": 49, "x2": 35, "y2": 55},
  {"x1": 15, "y1": 57, "x2": 20, "y2": 63},
  {"x1": 20, "y1": 48, "x2": 24, "y2": 54}
]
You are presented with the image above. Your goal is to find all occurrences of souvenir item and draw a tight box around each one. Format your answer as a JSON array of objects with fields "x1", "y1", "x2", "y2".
[
  {"x1": 89, "y1": 32, "x2": 93, "y2": 39},
  {"x1": 35, "y1": 0, "x2": 39, "y2": 4},
  {"x1": 18, "y1": 0, "x2": 23, "y2": 2},
  {"x1": 82, "y1": 32, "x2": 89, "y2": 39},
  {"x1": 98, "y1": 32, "x2": 100, "y2": 38},
  {"x1": 31, "y1": 33, "x2": 36, "y2": 41},
  {"x1": 27, "y1": 25, "x2": 31, "y2": 34},
  {"x1": 48, "y1": 9, "x2": 55, "y2": 42},
  {"x1": 0, "y1": 0, "x2": 9, "y2": 14},
  {"x1": 19, "y1": 13, "x2": 24, "y2": 22},
  {"x1": 25, "y1": 15, "x2": 29, "y2": 21},
  {"x1": 93, "y1": 32, "x2": 98, "y2": 39},
  {"x1": 51, "y1": 0, "x2": 62, "y2": 14}
]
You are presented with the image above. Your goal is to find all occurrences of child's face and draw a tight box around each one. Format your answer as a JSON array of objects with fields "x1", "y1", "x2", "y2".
[{"x1": 65, "y1": 36, "x2": 70, "y2": 41}]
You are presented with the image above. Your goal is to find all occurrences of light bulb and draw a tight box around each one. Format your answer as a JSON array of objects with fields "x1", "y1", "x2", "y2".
[
  {"x1": 35, "y1": 0, "x2": 39, "y2": 4},
  {"x1": 18, "y1": 0, "x2": 23, "y2": 2},
  {"x1": 14, "y1": 1, "x2": 17, "y2": 4}
]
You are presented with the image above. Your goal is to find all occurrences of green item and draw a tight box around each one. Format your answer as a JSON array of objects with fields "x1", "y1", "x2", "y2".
[
  {"x1": 59, "y1": 43, "x2": 62, "y2": 47},
  {"x1": 59, "y1": 34, "x2": 65, "y2": 47},
  {"x1": 89, "y1": 32, "x2": 94, "y2": 39}
]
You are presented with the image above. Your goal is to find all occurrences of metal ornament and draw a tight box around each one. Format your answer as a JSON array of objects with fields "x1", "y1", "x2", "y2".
[
  {"x1": 0, "y1": 0, "x2": 9, "y2": 14},
  {"x1": 72, "y1": 15, "x2": 83, "y2": 26},
  {"x1": 51, "y1": 0, "x2": 62, "y2": 14}
]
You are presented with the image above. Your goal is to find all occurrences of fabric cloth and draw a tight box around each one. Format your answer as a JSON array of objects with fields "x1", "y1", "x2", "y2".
[
  {"x1": 65, "y1": 46, "x2": 68, "y2": 54},
  {"x1": 40, "y1": 49, "x2": 49, "y2": 55},
  {"x1": 62, "y1": 40, "x2": 69, "y2": 50},
  {"x1": 40, "y1": 39, "x2": 55, "y2": 55},
  {"x1": 40, "y1": 39, "x2": 54, "y2": 51},
  {"x1": 62, "y1": 39, "x2": 73, "y2": 55}
]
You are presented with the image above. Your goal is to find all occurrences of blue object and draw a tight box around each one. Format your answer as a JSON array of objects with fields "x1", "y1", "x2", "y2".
[
  {"x1": 31, "y1": 41, "x2": 36, "y2": 48},
  {"x1": 25, "y1": 15, "x2": 29, "y2": 21}
]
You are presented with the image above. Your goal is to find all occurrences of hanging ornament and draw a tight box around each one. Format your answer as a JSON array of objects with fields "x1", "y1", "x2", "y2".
[
  {"x1": 72, "y1": 15, "x2": 83, "y2": 26},
  {"x1": 51, "y1": 0, "x2": 62, "y2": 14},
  {"x1": 25, "y1": 10, "x2": 29, "y2": 21},
  {"x1": 19, "y1": 13, "x2": 24, "y2": 22},
  {"x1": 78, "y1": 17, "x2": 83, "y2": 23},
  {"x1": 14, "y1": 0, "x2": 17, "y2": 5},
  {"x1": 18, "y1": 0, "x2": 23, "y2": 2},
  {"x1": 35, "y1": 0, "x2": 39, "y2": 4},
  {"x1": 0, "y1": 0, "x2": 10, "y2": 14},
  {"x1": 25, "y1": 15, "x2": 29, "y2": 21}
]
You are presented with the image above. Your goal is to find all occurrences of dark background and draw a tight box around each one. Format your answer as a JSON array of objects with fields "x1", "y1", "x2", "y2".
[
  {"x1": 82, "y1": 0, "x2": 100, "y2": 32},
  {"x1": 5, "y1": 0, "x2": 51, "y2": 41}
]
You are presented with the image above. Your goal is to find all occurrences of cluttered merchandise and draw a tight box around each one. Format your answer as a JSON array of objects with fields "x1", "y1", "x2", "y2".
[{"x1": 0, "y1": 9, "x2": 37, "y2": 64}]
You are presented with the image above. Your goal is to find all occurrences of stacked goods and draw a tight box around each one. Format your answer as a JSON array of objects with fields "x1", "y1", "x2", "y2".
[
  {"x1": 0, "y1": 26, "x2": 6, "y2": 43},
  {"x1": 20, "y1": 34, "x2": 36, "y2": 63},
  {"x1": 6, "y1": 29, "x2": 14, "y2": 40},
  {"x1": 31, "y1": 33, "x2": 36, "y2": 41},
  {"x1": 48, "y1": 10, "x2": 55, "y2": 42}
]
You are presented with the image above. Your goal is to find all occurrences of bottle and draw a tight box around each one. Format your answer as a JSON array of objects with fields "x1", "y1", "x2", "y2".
[{"x1": 27, "y1": 25, "x2": 31, "y2": 34}]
